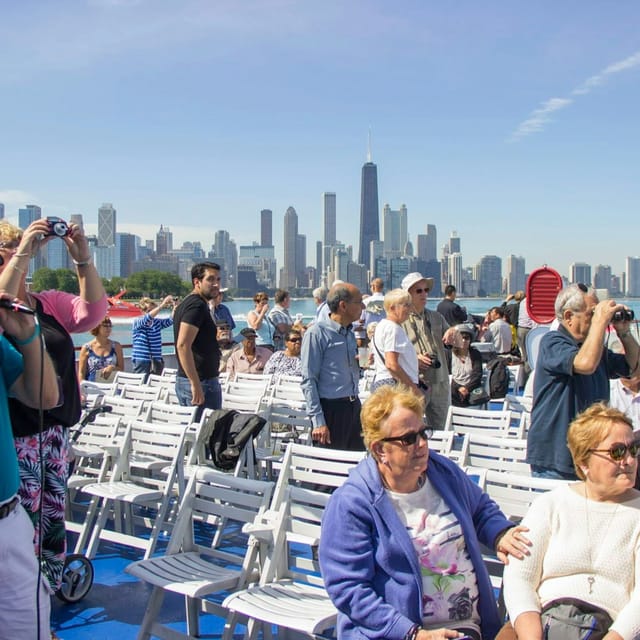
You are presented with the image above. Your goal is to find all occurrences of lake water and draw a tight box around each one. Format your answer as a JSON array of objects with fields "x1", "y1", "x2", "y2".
[{"x1": 72, "y1": 296, "x2": 640, "y2": 352}]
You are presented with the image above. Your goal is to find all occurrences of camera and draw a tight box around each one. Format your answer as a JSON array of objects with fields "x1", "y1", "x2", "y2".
[
  {"x1": 429, "y1": 354, "x2": 441, "y2": 369},
  {"x1": 614, "y1": 309, "x2": 635, "y2": 322},
  {"x1": 45, "y1": 216, "x2": 71, "y2": 238}
]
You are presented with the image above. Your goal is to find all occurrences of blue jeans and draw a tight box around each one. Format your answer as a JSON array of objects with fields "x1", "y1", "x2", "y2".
[
  {"x1": 531, "y1": 465, "x2": 577, "y2": 480},
  {"x1": 132, "y1": 359, "x2": 151, "y2": 376},
  {"x1": 175, "y1": 375, "x2": 221, "y2": 422}
]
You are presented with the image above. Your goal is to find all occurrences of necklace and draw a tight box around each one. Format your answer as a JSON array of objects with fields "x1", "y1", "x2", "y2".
[{"x1": 583, "y1": 483, "x2": 620, "y2": 595}]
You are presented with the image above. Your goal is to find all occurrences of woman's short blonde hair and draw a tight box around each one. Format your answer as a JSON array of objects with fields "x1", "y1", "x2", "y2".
[
  {"x1": 0, "y1": 221, "x2": 23, "y2": 244},
  {"x1": 139, "y1": 297, "x2": 156, "y2": 312},
  {"x1": 361, "y1": 384, "x2": 425, "y2": 450},
  {"x1": 383, "y1": 288, "x2": 411, "y2": 314},
  {"x1": 567, "y1": 402, "x2": 633, "y2": 479},
  {"x1": 253, "y1": 292, "x2": 268, "y2": 304}
]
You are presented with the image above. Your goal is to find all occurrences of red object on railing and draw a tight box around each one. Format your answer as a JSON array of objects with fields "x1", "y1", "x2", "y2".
[{"x1": 526, "y1": 266, "x2": 563, "y2": 324}]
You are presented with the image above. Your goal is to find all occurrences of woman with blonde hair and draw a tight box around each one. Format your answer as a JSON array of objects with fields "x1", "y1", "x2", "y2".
[
  {"x1": 320, "y1": 384, "x2": 530, "y2": 640},
  {"x1": 0, "y1": 218, "x2": 107, "y2": 595},
  {"x1": 370, "y1": 289, "x2": 421, "y2": 395},
  {"x1": 246, "y1": 292, "x2": 272, "y2": 347},
  {"x1": 500, "y1": 402, "x2": 640, "y2": 639}
]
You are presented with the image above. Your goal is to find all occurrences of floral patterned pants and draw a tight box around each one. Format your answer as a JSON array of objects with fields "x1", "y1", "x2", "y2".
[{"x1": 14, "y1": 425, "x2": 69, "y2": 591}]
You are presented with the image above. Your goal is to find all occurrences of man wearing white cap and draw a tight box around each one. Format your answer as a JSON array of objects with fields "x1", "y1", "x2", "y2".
[{"x1": 401, "y1": 272, "x2": 455, "y2": 429}]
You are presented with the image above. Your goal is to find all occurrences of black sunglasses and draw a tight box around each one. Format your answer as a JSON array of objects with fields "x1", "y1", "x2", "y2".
[
  {"x1": 590, "y1": 442, "x2": 640, "y2": 461},
  {"x1": 413, "y1": 288, "x2": 429, "y2": 294},
  {"x1": 287, "y1": 337, "x2": 301, "y2": 343},
  {"x1": 577, "y1": 283, "x2": 588, "y2": 293},
  {"x1": 379, "y1": 426, "x2": 432, "y2": 447}
]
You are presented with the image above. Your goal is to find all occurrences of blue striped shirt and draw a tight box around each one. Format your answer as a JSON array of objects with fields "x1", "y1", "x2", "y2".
[{"x1": 131, "y1": 314, "x2": 173, "y2": 361}]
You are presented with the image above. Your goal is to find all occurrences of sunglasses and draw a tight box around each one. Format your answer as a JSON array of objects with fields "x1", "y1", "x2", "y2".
[
  {"x1": 101, "y1": 322, "x2": 112, "y2": 327},
  {"x1": 590, "y1": 442, "x2": 640, "y2": 461},
  {"x1": 413, "y1": 288, "x2": 430, "y2": 294},
  {"x1": 0, "y1": 241, "x2": 19, "y2": 250},
  {"x1": 460, "y1": 334, "x2": 471, "y2": 340},
  {"x1": 379, "y1": 426, "x2": 432, "y2": 447},
  {"x1": 287, "y1": 337, "x2": 301, "y2": 343}
]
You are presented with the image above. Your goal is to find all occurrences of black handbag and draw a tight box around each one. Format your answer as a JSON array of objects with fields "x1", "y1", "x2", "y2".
[{"x1": 541, "y1": 598, "x2": 613, "y2": 640}]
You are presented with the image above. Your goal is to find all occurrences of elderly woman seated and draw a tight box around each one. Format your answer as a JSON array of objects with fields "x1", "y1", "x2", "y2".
[
  {"x1": 500, "y1": 402, "x2": 640, "y2": 640},
  {"x1": 319, "y1": 384, "x2": 530, "y2": 640}
]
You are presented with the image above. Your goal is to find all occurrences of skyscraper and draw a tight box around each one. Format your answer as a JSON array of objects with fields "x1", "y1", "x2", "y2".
[
  {"x1": 281, "y1": 206, "x2": 298, "y2": 289},
  {"x1": 506, "y1": 255, "x2": 526, "y2": 294},
  {"x1": 69, "y1": 214, "x2": 84, "y2": 233},
  {"x1": 98, "y1": 203, "x2": 116, "y2": 247},
  {"x1": 156, "y1": 225, "x2": 173, "y2": 256},
  {"x1": 477, "y1": 255, "x2": 502, "y2": 296},
  {"x1": 425, "y1": 224, "x2": 437, "y2": 261},
  {"x1": 570, "y1": 262, "x2": 591, "y2": 285},
  {"x1": 626, "y1": 257, "x2": 640, "y2": 297},
  {"x1": 358, "y1": 142, "x2": 379, "y2": 268},
  {"x1": 18, "y1": 204, "x2": 42, "y2": 228},
  {"x1": 448, "y1": 253, "x2": 463, "y2": 292},
  {"x1": 449, "y1": 231, "x2": 461, "y2": 254},
  {"x1": 323, "y1": 192, "x2": 336, "y2": 273},
  {"x1": 260, "y1": 209, "x2": 272, "y2": 247},
  {"x1": 382, "y1": 204, "x2": 408, "y2": 258},
  {"x1": 593, "y1": 265, "x2": 612, "y2": 291}
]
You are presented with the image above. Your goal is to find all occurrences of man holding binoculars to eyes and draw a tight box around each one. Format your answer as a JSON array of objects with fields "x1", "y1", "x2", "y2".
[{"x1": 527, "y1": 283, "x2": 640, "y2": 480}]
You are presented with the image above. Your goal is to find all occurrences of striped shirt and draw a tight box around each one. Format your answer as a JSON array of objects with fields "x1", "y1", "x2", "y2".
[{"x1": 131, "y1": 313, "x2": 173, "y2": 361}]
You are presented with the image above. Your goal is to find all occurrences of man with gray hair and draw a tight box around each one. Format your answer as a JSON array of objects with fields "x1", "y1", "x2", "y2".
[
  {"x1": 301, "y1": 282, "x2": 365, "y2": 450},
  {"x1": 526, "y1": 283, "x2": 640, "y2": 479}
]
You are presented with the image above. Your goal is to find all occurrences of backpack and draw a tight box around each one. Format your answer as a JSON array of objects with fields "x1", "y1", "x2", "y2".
[
  {"x1": 486, "y1": 358, "x2": 509, "y2": 399},
  {"x1": 207, "y1": 409, "x2": 267, "y2": 471}
]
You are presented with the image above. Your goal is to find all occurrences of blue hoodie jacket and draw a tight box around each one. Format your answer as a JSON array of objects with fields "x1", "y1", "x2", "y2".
[{"x1": 319, "y1": 453, "x2": 512, "y2": 640}]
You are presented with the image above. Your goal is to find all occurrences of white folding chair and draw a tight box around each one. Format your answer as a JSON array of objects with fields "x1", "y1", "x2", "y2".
[
  {"x1": 428, "y1": 430, "x2": 469, "y2": 465},
  {"x1": 113, "y1": 371, "x2": 148, "y2": 392},
  {"x1": 462, "y1": 434, "x2": 530, "y2": 475},
  {"x1": 120, "y1": 384, "x2": 163, "y2": 407},
  {"x1": 126, "y1": 468, "x2": 275, "y2": 640},
  {"x1": 74, "y1": 419, "x2": 188, "y2": 559},
  {"x1": 222, "y1": 443, "x2": 366, "y2": 640},
  {"x1": 444, "y1": 405, "x2": 518, "y2": 438}
]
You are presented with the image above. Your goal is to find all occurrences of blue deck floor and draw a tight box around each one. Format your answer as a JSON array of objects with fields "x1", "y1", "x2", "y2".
[{"x1": 51, "y1": 538, "x2": 234, "y2": 640}]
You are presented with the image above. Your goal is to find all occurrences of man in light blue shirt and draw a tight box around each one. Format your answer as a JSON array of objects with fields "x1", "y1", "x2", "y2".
[{"x1": 301, "y1": 282, "x2": 365, "y2": 451}]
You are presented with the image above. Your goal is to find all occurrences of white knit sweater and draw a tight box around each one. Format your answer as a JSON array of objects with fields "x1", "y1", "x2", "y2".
[{"x1": 503, "y1": 483, "x2": 640, "y2": 640}]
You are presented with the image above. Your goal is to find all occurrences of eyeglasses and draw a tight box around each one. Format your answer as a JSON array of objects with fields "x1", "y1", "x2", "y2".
[
  {"x1": 460, "y1": 334, "x2": 471, "y2": 340},
  {"x1": 577, "y1": 283, "x2": 588, "y2": 293},
  {"x1": 413, "y1": 288, "x2": 429, "y2": 294},
  {"x1": 590, "y1": 442, "x2": 640, "y2": 461},
  {"x1": 378, "y1": 426, "x2": 432, "y2": 447},
  {"x1": 0, "y1": 241, "x2": 19, "y2": 251},
  {"x1": 287, "y1": 337, "x2": 301, "y2": 343},
  {"x1": 101, "y1": 322, "x2": 112, "y2": 327}
]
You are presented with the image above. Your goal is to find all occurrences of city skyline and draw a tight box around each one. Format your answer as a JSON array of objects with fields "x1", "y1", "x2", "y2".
[{"x1": 2, "y1": 2, "x2": 640, "y2": 274}]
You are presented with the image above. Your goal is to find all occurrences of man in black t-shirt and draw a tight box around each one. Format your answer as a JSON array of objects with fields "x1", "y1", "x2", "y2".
[{"x1": 173, "y1": 262, "x2": 222, "y2": 418}]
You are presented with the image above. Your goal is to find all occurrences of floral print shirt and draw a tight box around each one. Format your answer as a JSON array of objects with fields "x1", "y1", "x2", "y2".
[{"x1": 385, "y1": 477, "x2": 481, "y2": 632}]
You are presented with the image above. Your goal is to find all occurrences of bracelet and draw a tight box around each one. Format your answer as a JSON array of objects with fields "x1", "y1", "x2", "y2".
[
  {"x1": 72, "y1": 257, "x2": 92, "y2": 267},
  {"x1": 13, "y1": 324, "x2": 41, "y2": 346},
  {"x1": 12, "y1": 252, "x2": 31, "y2": 258},
  {"x1": 405, "y1": 624, "x2": 421, "y2": 640}
]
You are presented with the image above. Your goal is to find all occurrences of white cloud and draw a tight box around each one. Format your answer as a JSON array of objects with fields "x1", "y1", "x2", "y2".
[
  {"x1": 0, "y1": 189, "x2": 41, "y2": 210},
  {"x1": 509, "y1": 97, "x2": 572, "y2": 142},
  {"x1": 510, "y1": 49, "x2": 640, "y2": 141},
  {"x1": 573, "y1": 50, "x2": 640, "y2": 95}
]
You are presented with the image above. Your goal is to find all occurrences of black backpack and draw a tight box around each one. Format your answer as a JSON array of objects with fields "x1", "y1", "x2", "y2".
[
  {"x1": 207, "y1": 409, "x2": 267, "y2": 471},
  {"x1": 486, "y1": 358, "x2": 509, "y2": 399}
]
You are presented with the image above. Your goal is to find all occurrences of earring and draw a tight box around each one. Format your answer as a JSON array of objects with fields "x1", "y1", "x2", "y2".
[{"x1": 581, "y1": 467, "x2": 589, "y2": 476}]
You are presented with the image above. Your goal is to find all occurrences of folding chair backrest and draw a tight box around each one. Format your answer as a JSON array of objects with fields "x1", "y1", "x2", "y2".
[
  {"x1": 444, "y1": 406, "x2": 516, "y2": 437},
  {"x1": 121, "y1": 384, "x2": 163, "y2": 405},
  {"x1": 174, "y1": 468, "x2": 275, "y2": 566},
  {"x1": 428, "y1": 431, "x2": 469, "y2": 465},
  {"x1": 144, "y1": 400, "x2": 199, "y2": 426},
  {"x1": 113, "y1": 371, "x2": 147, "y2": 392},
  {"x1": 463, "y1": 434, "x2": 530, "y2": 475},
  {"x1": 482, "y1": 469, "x2": 568, "y2": 521}
]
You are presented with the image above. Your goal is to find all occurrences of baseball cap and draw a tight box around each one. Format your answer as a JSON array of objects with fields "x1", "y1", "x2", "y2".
[{"x1": 240, "y1": 327, "x2": 258, "y2": 339}]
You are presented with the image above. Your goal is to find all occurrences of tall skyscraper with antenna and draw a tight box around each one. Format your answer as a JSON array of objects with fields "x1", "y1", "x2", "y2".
[{"x1": 358, "y1": 132, "x2": 379, "y2": 268}]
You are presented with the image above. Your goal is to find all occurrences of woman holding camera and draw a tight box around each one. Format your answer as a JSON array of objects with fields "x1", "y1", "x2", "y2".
[
  {"x1": 449, "y1": 324, "x2": 484, "y2": 407},
  {"x1": 246, "y1": 292, "x2": 272, "y2": 347},
  {"x1": 0, "y1": 219, "x2": 107, "y2": 593},
  {"x1": 131, "y1": 295, "x2": 176, "y2": 377}
]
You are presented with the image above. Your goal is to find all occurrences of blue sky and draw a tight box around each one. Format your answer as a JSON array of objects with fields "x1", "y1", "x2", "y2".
[{"x1": 1, "y1": 0, "x2": 639, "y2": 278}]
